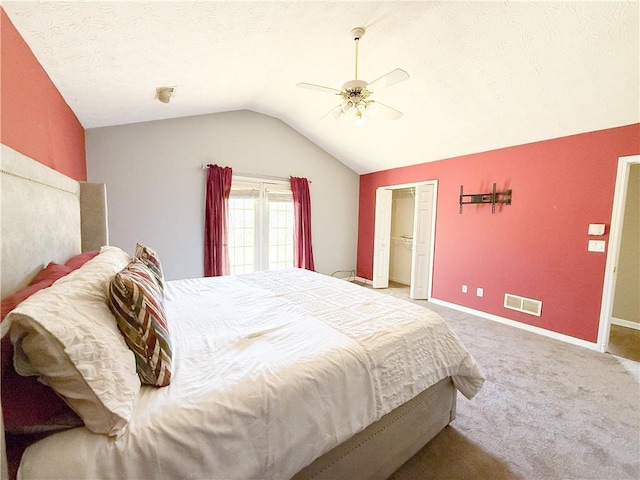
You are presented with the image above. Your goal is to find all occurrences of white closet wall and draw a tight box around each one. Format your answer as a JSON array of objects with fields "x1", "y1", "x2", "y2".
[{"x1": 389, "y1": 188, "x2": 415, "y2": 285}]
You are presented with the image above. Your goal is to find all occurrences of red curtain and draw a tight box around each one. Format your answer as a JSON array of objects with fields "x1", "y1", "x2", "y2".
[
  {"x1": 204, "y1": 165, "x2": 233, "y2": 276},
  {"x1": 290, "y1": 176, "x2": 315, "y2": 271}
]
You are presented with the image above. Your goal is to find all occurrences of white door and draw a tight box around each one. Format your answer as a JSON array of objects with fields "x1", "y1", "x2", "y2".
[
  {"x1": 410, "y1": 184, "x2": 434, "y2": 299},
  {"x1": 372, "y1": 188, "x2": 393, "y2": 288}
]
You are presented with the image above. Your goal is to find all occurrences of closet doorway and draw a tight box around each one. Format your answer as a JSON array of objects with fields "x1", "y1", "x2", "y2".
[
  {"x1": 598, "y1": 155, "x2": 640, "y2": 357},
  {"x1": 372, "y1": 181, "x2": 437, "y2": 300}
]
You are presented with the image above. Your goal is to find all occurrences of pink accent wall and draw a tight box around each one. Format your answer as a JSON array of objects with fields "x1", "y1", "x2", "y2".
[
  {"x1": 358, "y1": 124, "x2": 640, "y2": 343},
  {"x1": 0, "y1": 8, "x2": 86, "y2": 181}
]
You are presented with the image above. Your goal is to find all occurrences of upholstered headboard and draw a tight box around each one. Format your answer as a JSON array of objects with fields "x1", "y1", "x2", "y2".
[
  {"x1": 1, "y1": 144, "x2": 110, "y2": 478},
  {"x1": 0, "y1": 144, "x2": 109, "y2": 299}
]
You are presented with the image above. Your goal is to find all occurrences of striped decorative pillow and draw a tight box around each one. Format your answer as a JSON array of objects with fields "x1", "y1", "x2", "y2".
[
  {"x1": 134, "y1": 243, "x2": 164, "y2": 293},
  {"x1": 108, "y1": 259, "x2": 172, "y2": 387}
]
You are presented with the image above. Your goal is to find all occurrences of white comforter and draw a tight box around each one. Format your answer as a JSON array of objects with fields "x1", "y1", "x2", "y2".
[{"x1": 18, "y1": 269, "x2": 484, "y2": 480}]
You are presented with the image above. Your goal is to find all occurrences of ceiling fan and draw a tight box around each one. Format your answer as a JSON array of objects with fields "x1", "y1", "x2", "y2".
[{"x1": 297, "y1": 27, "x2": 409, "y2": 126}]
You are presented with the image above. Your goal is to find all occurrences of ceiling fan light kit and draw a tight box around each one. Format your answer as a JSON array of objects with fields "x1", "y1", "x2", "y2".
[{"x1": 297, "y1": 27, "x2": 409, "y2": 126}]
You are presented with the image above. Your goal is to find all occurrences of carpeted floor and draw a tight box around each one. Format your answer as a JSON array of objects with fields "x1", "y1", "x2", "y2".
[{"x1": 367, "y1": 283, "x2": 640, "y2": 480}]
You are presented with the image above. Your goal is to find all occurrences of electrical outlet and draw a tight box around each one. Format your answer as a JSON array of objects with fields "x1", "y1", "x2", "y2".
[
  {"x1": 476, "y1": 287, "x2": 484, "y2": 297},
  {"x1": 462, "y1": 285, "x2": 468, "y2": 293}
]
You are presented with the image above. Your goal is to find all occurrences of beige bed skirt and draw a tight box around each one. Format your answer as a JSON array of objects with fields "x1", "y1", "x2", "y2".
[{"x1": 293, "y1": 376, "x2": 457, "y2": 480}]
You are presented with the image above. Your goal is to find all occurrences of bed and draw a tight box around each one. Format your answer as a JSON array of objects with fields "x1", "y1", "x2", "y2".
[{"x1": 0, "y1": 145, "x2": 485, "y2": 479}]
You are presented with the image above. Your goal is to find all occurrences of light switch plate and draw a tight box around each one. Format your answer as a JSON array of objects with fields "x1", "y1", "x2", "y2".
[
  {"x1": 588, "y1": 240, "x2": 606, "y2": 252},
  {"x1": 588, "y1": 224, "x2": 605, "y2": 235}
]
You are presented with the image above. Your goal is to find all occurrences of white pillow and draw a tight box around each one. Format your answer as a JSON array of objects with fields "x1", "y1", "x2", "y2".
[{"x1": 2, "y1": 246, "x2": 140, "y2": 437}]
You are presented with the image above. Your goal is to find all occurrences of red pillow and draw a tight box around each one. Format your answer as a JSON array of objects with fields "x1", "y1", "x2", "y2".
[
  {"x1": 1, "y1": 359, "x2": 82, "y2": 433},
  {"x1": 65, "y1": 251, "x2": 99, "y2": 271},
  {"x1": 1, "y1": 262, "x2": 82, "y2": 433},
  {"x1": 1, "y1": 262, "x2": 73, "y2": 323},
  {"x1": 1, "y1": 281, "x2": 47, "y2": 325},
  {"x1": 31, "y1": 262, "x2": 73, "y2": 286}
]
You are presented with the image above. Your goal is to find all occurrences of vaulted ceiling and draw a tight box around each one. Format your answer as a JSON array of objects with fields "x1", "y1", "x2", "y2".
[{"x1": 4, "y1": 1, "x2": 638, "y2": 174}]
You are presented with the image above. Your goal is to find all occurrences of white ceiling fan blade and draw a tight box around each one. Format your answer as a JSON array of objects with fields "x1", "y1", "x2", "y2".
[
  {"x1": 297, "y1": 82, "x2": 342, "y2": 94},
  {"x1": 371, "y1": 101, "x2": 403, "y2": 120},
  {"x1": 319, "y1": 104, "x2": 343, "y2": 121},
  {"x1": 367, "y1": 68, "x2": 410, "y2": 91}
]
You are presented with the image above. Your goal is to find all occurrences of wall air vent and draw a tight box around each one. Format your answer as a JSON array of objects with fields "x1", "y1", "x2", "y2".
[{"x1": 504, "y1": 293, "x2": 542, "y2": 317}]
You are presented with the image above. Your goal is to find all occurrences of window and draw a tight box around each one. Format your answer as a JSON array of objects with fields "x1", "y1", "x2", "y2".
[{"x1": 228, "y1": 180, "x2": 294, "y2": 275}]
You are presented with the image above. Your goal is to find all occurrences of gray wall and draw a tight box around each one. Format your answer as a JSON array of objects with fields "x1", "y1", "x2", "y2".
[{"x1": 86, "y1": 110, "x2": 359, "y2": 280}]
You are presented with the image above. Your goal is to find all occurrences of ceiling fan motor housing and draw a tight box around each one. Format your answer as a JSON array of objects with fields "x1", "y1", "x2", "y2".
[{"x1": 342, "y1": 79, "x2": 368, "y2": 91}]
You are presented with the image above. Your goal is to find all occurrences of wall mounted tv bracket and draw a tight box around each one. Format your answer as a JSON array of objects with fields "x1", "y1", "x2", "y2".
[{"x1": 459, "y1": 183, "x2": 512, "y2": 214}]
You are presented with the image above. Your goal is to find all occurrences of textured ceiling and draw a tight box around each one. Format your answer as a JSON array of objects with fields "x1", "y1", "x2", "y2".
[{"x1": 3, "y1": 1, "x2": 639, "y2": 174}]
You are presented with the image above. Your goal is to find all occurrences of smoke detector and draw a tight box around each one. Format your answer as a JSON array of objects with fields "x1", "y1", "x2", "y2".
[{"x1": 155, "y1": 86, "x2": 176, "y2": 104}]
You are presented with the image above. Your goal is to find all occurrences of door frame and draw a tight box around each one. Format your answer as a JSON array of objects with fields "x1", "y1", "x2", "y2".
[
  {"x1": 596, "y1": 154, "x2": 640, "y2": 352},
  {"x1": 372, "y1": 180, "x2": 438, "y2": 299}
]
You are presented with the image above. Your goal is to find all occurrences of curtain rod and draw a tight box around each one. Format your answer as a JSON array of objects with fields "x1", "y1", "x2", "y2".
[{"x1": 201, "y1": 164, "x2": 311, "y2": 183}]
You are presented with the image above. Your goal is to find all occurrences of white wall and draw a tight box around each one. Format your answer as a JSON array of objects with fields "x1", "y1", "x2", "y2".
[
  {"x1": 613, "y1": 163, "x2": 639, "y2": 324},
  {"x1": 86, "y1": 110, "x2": 359, "y2": 280},
  {"x1": 389, "y1": 189, "x2": 414, "y2": 285}
]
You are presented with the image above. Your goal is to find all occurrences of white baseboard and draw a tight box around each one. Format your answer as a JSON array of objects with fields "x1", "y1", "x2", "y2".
[
  {"x1": 611, "y1": 317, "x2": 640, "y2": 331},
  {"x1": 429, "y1": 298, "x2": 599, "y2": 351},
  {"x1": 355, "y1": 276, "x2": 373, "y2": 286}
]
